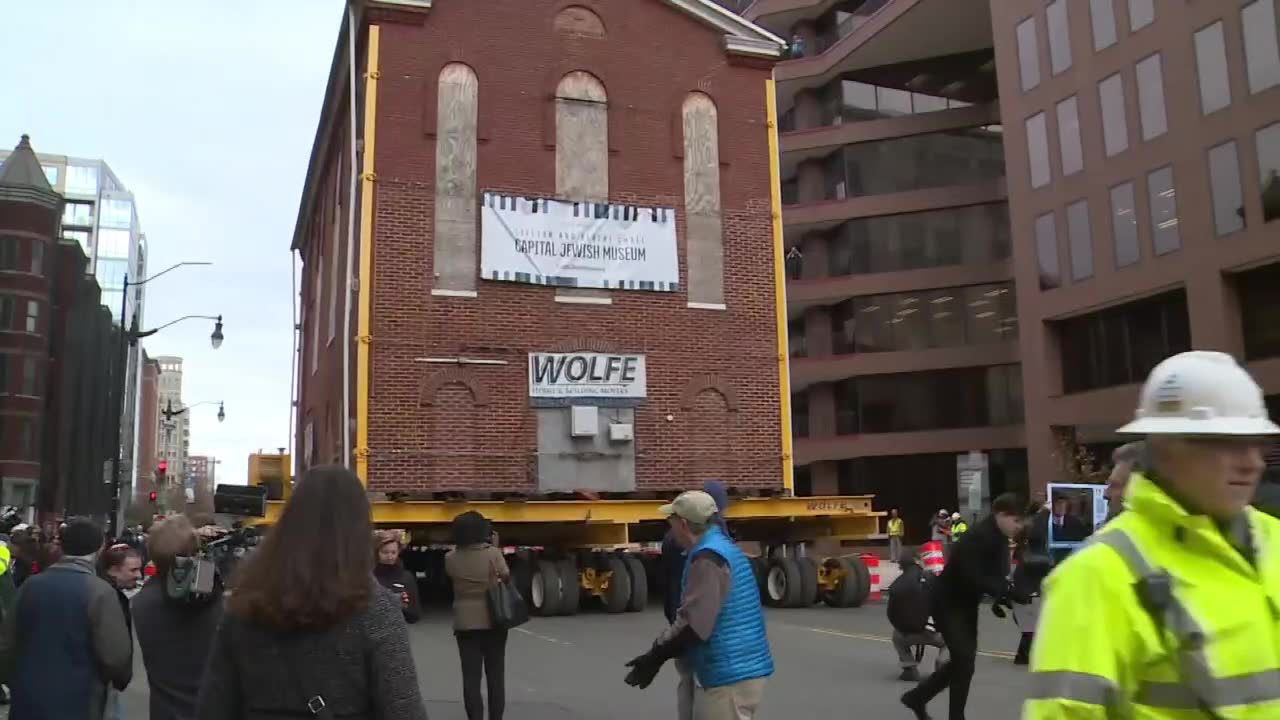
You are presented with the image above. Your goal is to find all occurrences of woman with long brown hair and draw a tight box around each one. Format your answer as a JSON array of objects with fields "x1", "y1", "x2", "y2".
[{"x1": 196, "y1": 465, "x2": 428, "y2": 720}]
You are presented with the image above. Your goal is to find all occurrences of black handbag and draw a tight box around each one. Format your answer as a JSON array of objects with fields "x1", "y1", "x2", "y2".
[{"x1": 485, "y1": 557, "x2": 529, "y2": 630}]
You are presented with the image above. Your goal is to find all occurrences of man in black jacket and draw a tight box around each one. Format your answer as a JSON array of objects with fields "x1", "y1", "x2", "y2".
[{"x1": 901, "y1": 493, "x2": 1028, "y2": 720}]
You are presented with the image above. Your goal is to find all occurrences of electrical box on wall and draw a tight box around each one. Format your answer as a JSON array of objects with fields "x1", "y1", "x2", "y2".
[
  {"x1": 609, "y1": 423, "x2": 634, "y2": 442},
  {"x1": 570, "y1": 406, "x2": 599, "y2": 437}
]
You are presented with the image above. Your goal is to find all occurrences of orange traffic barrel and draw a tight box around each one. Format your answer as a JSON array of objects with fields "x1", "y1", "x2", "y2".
[{"x1": 921, "y1": 541, "x2": 945, "y2": 575}]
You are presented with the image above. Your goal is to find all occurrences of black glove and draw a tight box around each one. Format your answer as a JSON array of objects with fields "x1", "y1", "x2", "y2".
[{"x1": 624, "y1": 651, "x2": 664, "y2": 689}]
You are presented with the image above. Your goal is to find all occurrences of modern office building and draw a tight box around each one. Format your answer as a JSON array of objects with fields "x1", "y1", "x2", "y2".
[
  {"x1": 745, "y1": 0, "x2": 1024, "y2": 529},
  {"x1": 155, "y1": 355, "x2": 189, "y2": 485},
  {"x1": 993, "y1": 0, "x2": 1280, "y2": 484},
  {"x1": 741, "y1": 0, "x2": 1280, "y2": 523}
]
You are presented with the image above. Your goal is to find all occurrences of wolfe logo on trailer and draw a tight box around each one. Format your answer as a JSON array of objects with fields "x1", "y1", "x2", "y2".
[{"x1": 528, "y1": 352, "x2": 647, "y2": 403}]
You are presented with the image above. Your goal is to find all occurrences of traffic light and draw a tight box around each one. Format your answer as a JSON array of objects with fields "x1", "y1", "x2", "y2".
[
  {"x1": 156, "y1": 460, "x2": 168, "y2": 487},
  {"x1": 148, "y1": 491, "x2": 157, "y2": 503}
]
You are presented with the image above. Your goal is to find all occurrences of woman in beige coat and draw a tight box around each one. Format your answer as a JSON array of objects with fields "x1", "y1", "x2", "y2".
[{"x1": 444, "y1": 511, "x2": 509, "y2": 720}]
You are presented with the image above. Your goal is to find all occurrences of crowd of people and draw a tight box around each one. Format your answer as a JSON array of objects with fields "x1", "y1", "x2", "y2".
[{"x1": 1, "y1": 349, "x2": 1278, "y2": 720}]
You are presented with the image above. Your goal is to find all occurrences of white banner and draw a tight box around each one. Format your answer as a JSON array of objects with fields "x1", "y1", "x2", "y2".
[
  {"x1": 481, "y1": 192, "x2": 679, "y2": 291},
  {"x1": 529, "y1": 352, "x2": 647, "y2": 403}
]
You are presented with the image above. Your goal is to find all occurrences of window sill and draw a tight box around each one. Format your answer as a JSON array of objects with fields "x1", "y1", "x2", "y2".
[
  {"x1": 554, "y1": 295, "x2": 612, "y2": 306},
  {"x1": 431, "y1": 289, "x2": 478, "y2": 298},
  {"x1": 687, "y1": 302, "x2": 727, "y2": 311}
]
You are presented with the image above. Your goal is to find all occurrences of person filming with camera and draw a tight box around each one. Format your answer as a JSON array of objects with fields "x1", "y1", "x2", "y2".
[{"x1": 132, "y1": 515, "x2": 225, "y2": 720}]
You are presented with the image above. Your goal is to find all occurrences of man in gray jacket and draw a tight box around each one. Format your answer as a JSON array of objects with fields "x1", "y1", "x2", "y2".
[{"x1": 0, "y1": 516, "x2": 133, "y2": 720}]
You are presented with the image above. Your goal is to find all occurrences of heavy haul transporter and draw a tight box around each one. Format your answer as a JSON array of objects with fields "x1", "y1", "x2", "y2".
[{"x1": 277, "y1": 0, "x2": 884, "y2": 615}]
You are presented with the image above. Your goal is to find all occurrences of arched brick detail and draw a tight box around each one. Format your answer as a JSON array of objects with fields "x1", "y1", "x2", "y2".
[
  {"x1": 422, "y1": 59, "x2": 493, "y2": 142},
  {"x1": 420, "y1": 368, "x2": 491, "y2": 407},
  {"x1": 546, "y1": 337, "x2": 623, "y2": 354},
  {"x1": 680, "y1": 373, "x2": 740, "y2": 411}
]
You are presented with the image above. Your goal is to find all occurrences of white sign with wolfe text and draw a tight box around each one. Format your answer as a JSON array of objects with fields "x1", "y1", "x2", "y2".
[
  {"x1": 481, "y1": 193, "x2": 679, "y2": 291},
  {"x1": 528, "y1": 352, "x2": 647, "y2": 403}
]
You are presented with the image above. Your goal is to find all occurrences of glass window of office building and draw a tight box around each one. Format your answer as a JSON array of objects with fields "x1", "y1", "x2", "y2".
[
  {"x1": 1056, "y1": 96, "x2": 1084, "y2": 176},
  {"x1": 1026, "y1": 112, "x2": 1050, "y2": 189},
  {"x1": 1016, "y1": 16, "x2": 1041, "y2": 92},
  {"x1": 1059, "y1": 290, "x2": 1189, "y2": 393},
  {"x1": 63, "y1": 201, "x2": 93, "y2": 227},
  {"x1": 1099, "y1": 73, "x2": 1129, "y2": 157},
  {"x1": 1209, "y1": 140, "x2": 1246, "y2": 235},
  {"x1": 97, "y1": 228, "x2": 131, "y2": 259},
  {"x1": 1148, "y1": 166, "x2": 1181, "y2": 254},
  {"x1": 1090, "y1": 0, "x2": 1117, "y2": 50},
  {"x1": 1195, "y1": 22, "x2": 1232, "y2": 114},
  {"x1": 100, "y1": 198, "x2": 133, "y2": 229},
  {"x1": 1047, "y1": 0, "x2": 1073, "y2": 75},
  {"x1": 1036, "y1": 213, "x2": 1060, "y2": 290},
  {"x1": 1067, "y1": 199, "x2": 1094, "y2": 281},
  {"x1": 834, "y1": 365, "x2": 1023, "y2": 435},
  {"x1": 827, "y1": 127, "x2": 1004, "y2": 200},
  {"x1": 63, "y1": 230, "x2": 90, "y2": 252},
  {"x1": 41, "y1": 166, "x2": 58, "y2": 186},
  {"x1": 1243, "y1": 0, "x2": 1280, "y2": 94},
  {"x1": 64, "y1": 164, "x2": 99, "y2": 195},
  {"x1": 96, "y1": 257, "x2": 128, "y2": 292},
  {"x1": 829, "y1": 282, "x2": 1017, "y2": 355},
  {"x1": 1111, "y1": 182, "x2": 1140, "y2": 267},
  {"x1": 1259, "y1": 123, "x2": 1280, "y2": 223},
  {"x1": 1129, "y1": 0, "x2": 1154, "y2": 31},
  {"x1": 1135, "y1": 54, "x2": 1168, "y2": 141},
  {"x1": 825, "y1": 204, "x2": 1010, "y2": 277},
  {"x1": 822, "y1": 79, "x2": 978, "y2": 124}
]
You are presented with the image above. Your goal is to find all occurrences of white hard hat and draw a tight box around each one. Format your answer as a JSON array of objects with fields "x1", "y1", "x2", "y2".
[
  {"x1": 1117, "y1": 351, "x2": 1280, "y2": 436},
  {"x1": 951, "y1": 512, "x2": 961, "y2": 521},
  {"x1": 937, "y1": 508, "x2": 947, "y2": 516}
]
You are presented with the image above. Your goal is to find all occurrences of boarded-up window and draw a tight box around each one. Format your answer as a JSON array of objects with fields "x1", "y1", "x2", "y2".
[
  {"x1": 554, "y1": 6, "x2": 606, "y2": 38},
  {"x1": 682, "y1": 92, "x2": 724, "y2": 307},
  {"x1": 555, "y1": 71, "x2": 610, "y2": 302},
  {"x1": 328, "y1": 161, "x2": 342, "y2": 342},
  {"x1": 433, "y1": 63, "x2": 479, "y2": 294}
]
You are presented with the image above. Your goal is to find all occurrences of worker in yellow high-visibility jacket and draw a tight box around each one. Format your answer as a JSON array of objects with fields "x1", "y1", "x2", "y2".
[{"x1": 1024, "y1": 351, "x2": 1280, "y2": 719}]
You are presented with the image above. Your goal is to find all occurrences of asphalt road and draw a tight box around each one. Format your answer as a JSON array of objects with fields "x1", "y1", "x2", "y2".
[{"x1": 89, "y1": 601, "x2": 1033, "y2": 720}]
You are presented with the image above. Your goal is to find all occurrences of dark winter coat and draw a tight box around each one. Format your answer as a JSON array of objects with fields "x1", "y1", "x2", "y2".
[
  {"x1": 0, "y1": 557, "x2": 134, "y2": 720},
  {"x1": 374, "y1": 562, "x2": 421, "y2": 624},
  {"x1": 887, "y1": 562, "x2": 934, "y2": 633},
  {"x1": 196, "y1": 580, "x2": 428, "y2": 720},
  {"x1": 133, "y1": 577, "x2": 224, "y2": 720},
  {"x1": 932, "y1": 515, "x2": 1010, "y2": 612}
]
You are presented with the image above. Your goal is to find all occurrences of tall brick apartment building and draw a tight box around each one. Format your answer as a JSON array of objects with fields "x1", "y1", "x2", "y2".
[
  {"x1": 292, "y1": 0, "x2": 790, "y2": 495},
  {"x1": 0, "y1": 135, "x2": 117, "y2": 522}
]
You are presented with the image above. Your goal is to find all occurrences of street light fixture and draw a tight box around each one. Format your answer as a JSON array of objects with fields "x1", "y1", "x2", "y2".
[
  {"x1": 108, "y1": 261, "x2": 222, "y2": 537},
  {"x1": 161, "y1": 399, "x2": 226, "y2": 422}
]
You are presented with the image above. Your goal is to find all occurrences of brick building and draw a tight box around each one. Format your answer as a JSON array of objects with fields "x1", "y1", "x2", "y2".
[
  {"x1": 293, "y1": 0, "x2": 789, "y2": 495},
  {"x1": 0, "y1": 135, "x2": 117, "y2": 521},
  {"x1": 134, "y1": 353, "x2": 160, "y2": 507}
]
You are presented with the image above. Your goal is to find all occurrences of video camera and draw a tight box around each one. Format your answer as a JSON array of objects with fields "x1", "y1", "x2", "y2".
[{"x1": 165, "y1": 526, "x2": 262, "y2": 606}]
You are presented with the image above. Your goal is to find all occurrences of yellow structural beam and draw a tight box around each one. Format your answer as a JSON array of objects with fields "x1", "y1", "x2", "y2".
[
  {"x1": 765, "y1": 78, "x2": 794, "y2": 494},
  {"x1": 264, "y1": 495, "x2": 882, "y2": 526},
  {"x1": 355, "y1": 25, "x2": 381, "y2": 486}
]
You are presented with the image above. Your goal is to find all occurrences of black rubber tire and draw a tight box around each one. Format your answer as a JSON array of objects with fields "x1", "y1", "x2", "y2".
[
  {"x1": 848, "y1": 555, "x2": 872, "y2": 607},
  {"x1": 557, "y1": 558, "x2": 581, "y2": 616},
  {"x1": 821, "y1": 557, "x2": 861, "y2": 608},
  {"x1": 532, "y1": 560, "x2": 561, "y2": 616},
  {"x1": 508, "y1": 552, "x2": 534, "y2": 605},
  {"x1": 795, "y1": 556, "x2": 820, "y2": 607},
  {"x1": 622, "y1": 555, "x2": 648, "y2": 612},
  {"x1": 603, "y1": 556, "x2": 633, "y2": 614},
  {"x1": 765, "y1": 557, "x2": 804, "y2": 608}
]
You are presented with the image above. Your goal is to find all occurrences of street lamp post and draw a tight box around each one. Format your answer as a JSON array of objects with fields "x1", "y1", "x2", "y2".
[
  {"x1": 108, "y1": 262, "x2": 220, "y2": 537},
  {"x1": 161, "y1": 399, "x2": 226, "y2": 422}
]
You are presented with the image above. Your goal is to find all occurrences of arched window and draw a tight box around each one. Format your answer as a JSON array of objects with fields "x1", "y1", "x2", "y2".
[
  {"x1": 432, "y1": 63, "x2": 479, "y2": 295},
  {"x1": 555, "y1": 71, "x2": 611, "y2": 303},
  {"x1": 682, "y1": 92, "x2": 724, "y2": 307},
  {"x1": 554, "y1": 6, "x2": 606, "y2": 39}
]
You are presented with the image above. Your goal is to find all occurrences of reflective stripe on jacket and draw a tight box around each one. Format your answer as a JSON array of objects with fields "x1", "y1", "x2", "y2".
[
  {"x1": 683, "y1": 526, "x2": 774, "y2": 688},
  {"x1": 952, "y1": 522, "x2": 969, "y2": 536},
  {"x1": 1022, "y1": 473, "x2": 1280, "y2": 719}
]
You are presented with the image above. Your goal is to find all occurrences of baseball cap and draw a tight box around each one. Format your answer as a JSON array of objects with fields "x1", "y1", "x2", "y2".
[{"x1": 659, "y1": 491, "x2": 719, "y2": 524}]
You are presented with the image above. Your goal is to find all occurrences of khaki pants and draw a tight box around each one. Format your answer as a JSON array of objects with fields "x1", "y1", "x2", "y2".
[
  {"x1": 693, "y1": 677, "x2": 766, "y2": 720},
  {"x1": 675, "y1": 657, "x2": 695, "y2": 720}
]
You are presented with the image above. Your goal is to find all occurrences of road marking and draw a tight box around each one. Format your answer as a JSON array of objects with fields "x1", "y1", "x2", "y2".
[
  {"x1": 515, "y1": 626, "x2": 574, "y2": 646},
  {"x1": 782, "y1": 623, "x2": 1017, "y2": 660}
]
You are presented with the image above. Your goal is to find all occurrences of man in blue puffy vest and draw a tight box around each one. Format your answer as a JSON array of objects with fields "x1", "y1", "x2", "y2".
[{"x1": 625, "y1": 490, "x2": 773, "y2": 718}]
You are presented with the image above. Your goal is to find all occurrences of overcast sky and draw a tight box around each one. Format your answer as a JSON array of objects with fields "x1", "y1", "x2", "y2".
[{"x1": 1, "y1": 1, "x2": 343, "y2": 485}]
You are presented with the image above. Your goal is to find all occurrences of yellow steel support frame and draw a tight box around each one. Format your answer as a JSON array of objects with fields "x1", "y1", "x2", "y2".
[
  {"x1": 355, "y1": 25, "x2": 381, "y2": 486},
  {"x1": 765, "y1": 78, "x2": 794, "y2": 494}
]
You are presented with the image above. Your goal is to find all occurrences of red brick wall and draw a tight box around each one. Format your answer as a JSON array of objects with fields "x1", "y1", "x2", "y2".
[{"x1": 301, "y1": 1, "x2": 784, "y2": 493}]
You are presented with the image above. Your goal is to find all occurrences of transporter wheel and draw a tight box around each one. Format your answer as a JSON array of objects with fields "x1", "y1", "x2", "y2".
[
  {"x1": 820, "y1": 557, "x2": 861, "y2": 608},
  {"x1": 623, "y1": 555, "x2": 649, "y2": 612},
  {"x1": 557, "y1": 558, "x2": 581, "y2": 616},
  {"x1": 531, "y1": 560, "x2": 562, "y2": 617},
  {"x1": 603, "y1": 556, "x2": 633, "y2": 614},
  {"x1": 795, "y1": 556, "x2": 820, "y2": 608},
  {"x1": 848, "y1": 555, "x2": 872, "y2": 607},
  {"x1": 765, "y1": 557, "x2": 804, "y2": 608},
  {"x1": 750, "y1": 556, "x2": 768, "y2": 598},
  {"x1": 508, "y1": 552, "x2": 534, "y2": 605}
]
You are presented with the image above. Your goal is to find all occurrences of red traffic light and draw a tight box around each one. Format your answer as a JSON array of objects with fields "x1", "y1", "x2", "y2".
[
  {"x1": 157, "y1": 460, "x2": 168, "y2": 473},
  {"x1": 148, "y1": 491, "x2": 158, "y2": 503}
]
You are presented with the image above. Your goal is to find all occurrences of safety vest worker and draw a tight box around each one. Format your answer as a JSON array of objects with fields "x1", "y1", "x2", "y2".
[
  {"x1": 950, "y1": 514, "x2": 969, "y2": 537},
  {"x1": 1024, "y1": 351, "x2": 1280, "y2": 719}
]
